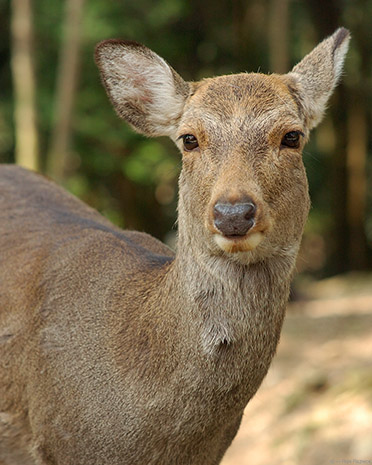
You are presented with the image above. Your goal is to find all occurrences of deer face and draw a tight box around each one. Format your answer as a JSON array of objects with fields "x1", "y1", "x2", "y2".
[{"x1": 176, "y1": 73, "x2": 310, "y2": 261}]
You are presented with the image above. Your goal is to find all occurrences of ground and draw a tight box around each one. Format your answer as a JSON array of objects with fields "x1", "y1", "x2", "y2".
[{"x1": 221, "y1": 272, "x2": 372, "y2": 465}]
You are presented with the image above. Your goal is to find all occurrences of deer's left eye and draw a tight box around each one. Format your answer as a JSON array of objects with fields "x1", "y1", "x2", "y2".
[{"x1": 281, "y1": 131, "x2": 303, "y2": 149}]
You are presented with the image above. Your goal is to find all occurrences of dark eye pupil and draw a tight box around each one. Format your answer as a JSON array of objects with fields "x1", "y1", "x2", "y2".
[
  {"x1": 282, "y1": 131, "x2": 301, "y2": 148},
  {"x1": 183, "y1": 134, "x2": 199, "y2": 151}
]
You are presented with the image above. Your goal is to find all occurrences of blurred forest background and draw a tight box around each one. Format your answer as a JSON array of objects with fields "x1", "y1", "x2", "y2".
[
  {"x1": 0, "y1": 0, "x2": 371, "y2": 277},
  {"x1": 1, "y1": 2, "x2": 372, "y2": 463}
]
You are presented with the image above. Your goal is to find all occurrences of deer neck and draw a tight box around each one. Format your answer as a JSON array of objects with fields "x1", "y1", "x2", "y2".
[{"x1": 171, "y1": 206, "x2": 297, "y2": 358}]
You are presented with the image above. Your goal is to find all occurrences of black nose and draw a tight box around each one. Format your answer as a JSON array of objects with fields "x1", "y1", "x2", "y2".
[{"x1": 213, "y1": 200, "x2": 256, "y2": 237}]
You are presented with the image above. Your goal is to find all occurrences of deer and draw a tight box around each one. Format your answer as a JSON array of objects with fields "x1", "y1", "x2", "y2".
[{"x1": 0, "y1": 28, "x2": 349, "y2": 465}]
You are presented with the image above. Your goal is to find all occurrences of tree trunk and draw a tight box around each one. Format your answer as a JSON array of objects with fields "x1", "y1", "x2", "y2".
[
  {"x1": 47, "y1": 0, "x2": 85, "y2": 182},
  {"x1": 11, "y1": 0, "x2": 39, "y2": 171},
  {"x1": 329, "y1": 84, "x2": 350, "y2": 274},
  {"x1": 346, "y1": 96, "x2": 369, "y2": 269},
  {"x1": 304, "y1": 0, "x2": 349, "y2": 275},
  {"x1": 268, "y1": 0, "x2": 290, "y2": 73}
]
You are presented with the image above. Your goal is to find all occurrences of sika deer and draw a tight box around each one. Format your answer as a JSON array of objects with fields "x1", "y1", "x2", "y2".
[{"x1": 0, "y1": 28, "x2": 349, "y2": 464}]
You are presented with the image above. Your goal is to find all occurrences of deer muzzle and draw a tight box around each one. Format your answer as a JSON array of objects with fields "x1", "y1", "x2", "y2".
[
  {"x1": 213, "y1": 201, "x2": 256, "y2": 237},
  {"x1": 210, "y1": 195, "x2": 267, "y2": 253}
]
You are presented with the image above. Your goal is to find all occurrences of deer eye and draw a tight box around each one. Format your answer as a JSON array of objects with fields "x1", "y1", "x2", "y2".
[
  {"x1": 281, "y1": 131, "x2": 303, "y2": 149},
  {"x1": 182, "y1": 134, "x2": 199, "y2": 151}
]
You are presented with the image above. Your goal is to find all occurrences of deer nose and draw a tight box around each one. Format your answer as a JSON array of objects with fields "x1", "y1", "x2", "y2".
[{"x1": 213, "y1": 200, "x2": 256, "y2": 237}]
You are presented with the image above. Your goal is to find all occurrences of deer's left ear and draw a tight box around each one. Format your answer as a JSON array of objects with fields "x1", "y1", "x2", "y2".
[{"x1": 285, "y1": 28, "x2": 350, "y2": 129}]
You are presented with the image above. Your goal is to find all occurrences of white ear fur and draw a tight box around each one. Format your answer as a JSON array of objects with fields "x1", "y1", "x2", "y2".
[
  {"x1": 95, "y1": 40, "x2": 190, "y2": 138},
  {"x1": 287, "y1": 28, "x2": 350, "y2": 129}
]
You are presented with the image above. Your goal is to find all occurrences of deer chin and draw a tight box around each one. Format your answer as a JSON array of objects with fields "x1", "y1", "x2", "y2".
[{"x1": 213, "y1": 231, "x2": 264, "y2": 254}]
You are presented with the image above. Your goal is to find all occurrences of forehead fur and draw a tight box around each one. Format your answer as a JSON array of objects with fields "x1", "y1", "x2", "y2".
[{"x1": 189, "y1": 73, "x2": 300, "y2": 118}]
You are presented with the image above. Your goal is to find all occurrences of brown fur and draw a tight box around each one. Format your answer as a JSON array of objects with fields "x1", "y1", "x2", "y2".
[{"x1": 0, "y1": 28, "x2": 349, "y2": 464}]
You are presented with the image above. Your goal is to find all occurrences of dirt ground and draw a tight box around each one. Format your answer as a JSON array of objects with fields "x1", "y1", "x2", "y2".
[{"x1": 221, "y1": 272, "x2": 372, "y2": 465}]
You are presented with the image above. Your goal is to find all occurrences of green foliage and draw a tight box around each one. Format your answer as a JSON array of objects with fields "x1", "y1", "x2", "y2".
[{"x1": 122, "y1": 140, "x2": 179, "y2": 186}]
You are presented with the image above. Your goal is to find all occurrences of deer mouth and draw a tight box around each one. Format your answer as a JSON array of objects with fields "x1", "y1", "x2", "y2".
[{"x1": 213, "y1": 230, "x2": 264, "y2": 253}]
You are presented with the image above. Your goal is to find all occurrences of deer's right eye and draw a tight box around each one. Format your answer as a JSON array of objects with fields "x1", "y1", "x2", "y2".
[{"x1": 182, "y1": 134, "x2": 199, "y2": 151}]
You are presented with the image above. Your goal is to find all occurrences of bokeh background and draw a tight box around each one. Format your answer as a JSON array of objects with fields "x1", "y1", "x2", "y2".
[{"x1": 1, "y1": 0, "x2": 371, "y2": 464}]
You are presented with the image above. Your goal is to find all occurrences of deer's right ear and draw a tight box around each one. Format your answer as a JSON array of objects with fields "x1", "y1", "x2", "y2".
[{"x1": 95, "y1": 40, "x2": 190, "y2": 138}]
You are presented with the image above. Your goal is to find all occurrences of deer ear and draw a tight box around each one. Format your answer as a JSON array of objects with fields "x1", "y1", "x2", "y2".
[
  {"x1": 95, "y1": 40, "x2": 190, "y2": 138},
  {"x1": 286, "y1": 28, "x2": 350, "y2": 129}
]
